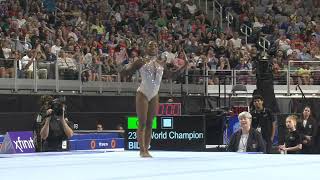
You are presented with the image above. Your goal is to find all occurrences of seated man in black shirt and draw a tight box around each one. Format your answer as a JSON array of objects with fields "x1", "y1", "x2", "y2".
[{"x1": 40, "y1": 97, "x2": 74, "y2": 151}]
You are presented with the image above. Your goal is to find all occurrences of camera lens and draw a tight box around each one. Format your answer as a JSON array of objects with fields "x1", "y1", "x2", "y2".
[{"x1": 52, "y1": 98, "x2": 64, "y2": 116}]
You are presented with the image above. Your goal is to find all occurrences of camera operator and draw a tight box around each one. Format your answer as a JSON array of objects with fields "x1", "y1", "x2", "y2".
[
  {"x1": 40, "y1": 97, "x2": 74, "y2": 152},
  {"x1": 34, "y1": 95, "x2": 54, "y2": 152}
]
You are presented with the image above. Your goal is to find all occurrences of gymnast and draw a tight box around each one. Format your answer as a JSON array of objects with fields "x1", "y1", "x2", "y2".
[{"x1": 119, "y1": 41, "x2": 188, "y2": 157}]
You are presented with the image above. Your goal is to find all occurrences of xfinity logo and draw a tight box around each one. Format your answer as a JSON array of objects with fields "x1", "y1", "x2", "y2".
[
  {"x1": 13, "y1": 137, "x2": 35, "y2": 152},
  {"x1": 98, "y1": 142, "x2": 109, "y2": 147}
]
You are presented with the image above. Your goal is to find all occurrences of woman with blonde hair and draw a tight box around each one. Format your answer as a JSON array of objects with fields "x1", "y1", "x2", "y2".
[{"x1": 278, "y1": 115, "x2": 302, "y2": 154}]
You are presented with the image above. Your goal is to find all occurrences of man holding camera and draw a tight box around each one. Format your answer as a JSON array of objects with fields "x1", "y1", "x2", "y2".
[{"x1": 40, "y1": 98, "x2": 74, "y2": 152}]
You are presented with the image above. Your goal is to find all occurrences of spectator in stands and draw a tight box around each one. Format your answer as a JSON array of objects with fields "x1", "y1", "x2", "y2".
[
  {"x1": 116, "y1": 123, "x2": 125, "y2": 138},
  {"x1": 278, "y1": 115, "x2": 302, "y2": 154},
  {"x1": 297, "y1": 106, "x2": 317, "y2": 154},
  {"x1": 250, "y1": 95, "x2": 276, "y2": 154},
  {"x1": 184, "y1": 36, "x2": 199, "y2": 54},
  {"x1": 216, "y1": 56, "x2": 231, "y2": 84},
  {"x1": 227, "y1": 111, "x2": 266, "y2": 153},
  {"x1": 290, "y1": 33, "x2": 304, "y2": 51},
  {"x1": 235, "y1": 57, "x2": 251, "y2": 84},
  {"x1": 161, "y1": 44, "x2": 177, "y2": 64},
  {"x1": 272, "y1": 56, "x2": 285, "y2": 85},
  {"x1": 186, "y1": 0, "x2": 197, "y2": 15},
  {"x1": 0, "y1": 40, "x2": 6, "y2": 78},
  {"x1": 21, "y1": 50, "x2": 36, "y2": 79},
  {"x1": 189, "y1": 18, "x2": 206, "y2": 34},
  {"x1": 90, "y1": 18, "x2": 106, "y2": 36},
  {"x1": 57, "y1": 50, "x2": 78, "y2": 80},
  {"x1": 97, "y1": 123, "x2": 103, "y2": 132},
  {"x1": 40, "y1": 97, "x2": 74, "y2": 152},
  {"x1": 5, "y1": 50, "x2": 16, "y2": 78},
  {"x1": 298, "y1": 47, "x2": 312, "y2": 61},
  {"x1": 51, "y1": 38, "x2": 62, "y2": 55},
  {"x1": 55, "y1": 28, "x2": 66, "y2": 47},
  {"x1": 277, "y1": 34, "x2": 291, "y2": 52},
  {"x1": 35, "y1": 44, "x2": 48, "y2": 79},
  {"x1": 215, "y1": 33, "x2": 228, "y2": 54},
  {"x1": 101, "y1": 57, "x2": 117, "y2": 82},
  {"x1": 287, "y1": 20, "x2": 301, "y2": 36},
  {"x1": 228, "y1": 48, "x2": 241, "y2": 69},
  {"x1": 206, "y1": 49, "x2": 218, "y2": 70},
  {"x1": 297, "y1": 63, "x2": 312, "y2": 85},
  {"x1": 310, "y1": 48, "x2": 319, "y2": 60},
  {"x1": 119, "y1": 41, "x2": 188, "y2": 157},
  {"x1": 229, "y1": 32, "x2": 242, "y2": 49},
  {"x1": 173, "y1": 51, "x2": 187, "y2": 70}
]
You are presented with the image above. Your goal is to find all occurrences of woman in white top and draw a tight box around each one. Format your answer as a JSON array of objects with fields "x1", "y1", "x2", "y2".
[{"x1": 119, "y1": 41, "x2": 188, "y2": 157}]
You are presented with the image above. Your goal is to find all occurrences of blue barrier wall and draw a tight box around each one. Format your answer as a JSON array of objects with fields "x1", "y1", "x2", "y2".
[{"x1": 69, "y1": 133, "x2": 124, "y2": 150}]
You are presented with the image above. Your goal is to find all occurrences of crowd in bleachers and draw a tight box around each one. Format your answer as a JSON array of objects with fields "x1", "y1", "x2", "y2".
[
  {"x1": 225, "y1": 0, "x2": 320, "y2": 84},
  {"x1": 0, "y1": 0, "x2": 319, "y2": 85}
]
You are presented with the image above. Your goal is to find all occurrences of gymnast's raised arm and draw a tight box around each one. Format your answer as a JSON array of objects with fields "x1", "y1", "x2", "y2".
[{"x1": 118, "y1": 58, "x2": 144, "y2": 78}]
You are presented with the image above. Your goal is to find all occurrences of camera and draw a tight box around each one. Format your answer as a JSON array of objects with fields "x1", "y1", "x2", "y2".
[{"x1": 51, "y1": 97, "x2": 66, "y2": 116}]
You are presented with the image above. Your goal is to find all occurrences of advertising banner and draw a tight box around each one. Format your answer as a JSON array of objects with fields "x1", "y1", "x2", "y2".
[
  {"x1": 125, "y1": 115, "x2": 206, "y2": 151},
  {"x1": 0, "y1": 131, "x2": 35, "y2": 154}
]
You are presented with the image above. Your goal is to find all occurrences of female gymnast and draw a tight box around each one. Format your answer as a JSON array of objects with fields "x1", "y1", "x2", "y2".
[{"x1": 119, "y1": 41, "x2": 188, "y2": 157}]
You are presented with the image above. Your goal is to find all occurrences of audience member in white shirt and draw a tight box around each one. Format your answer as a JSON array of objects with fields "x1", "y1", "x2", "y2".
[{"x1": 21, "y1": 50, "x2": 36, "y2": 78}]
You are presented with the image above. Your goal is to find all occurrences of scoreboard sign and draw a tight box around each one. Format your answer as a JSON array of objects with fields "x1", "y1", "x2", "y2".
[
  {"x1": 156, "y1": 103, "x2": 181, "y2": 116},
  {"x1": 125, "y1": 115, "x2": 205, "y2": 151}
]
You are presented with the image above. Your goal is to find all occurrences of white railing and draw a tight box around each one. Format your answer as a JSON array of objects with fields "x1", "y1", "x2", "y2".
[
  {"x1": 212, "y1": 0, "x2": 223, "y2": 29},
  {"x1": 258, "y1": 36, "x2": 271, "y2": 52},
  {"x1": 226, "y1": 11, "x2": 234, "y2": 29},
  {"x1": 287, "y1": 60, "x2": 320, "y2": 95},
  {"x1": 0, "y1": 58, "x2": 320, "y2": 96},
  {"x1": 240, "y1": 24, "x2": 252, "y2": 45}
]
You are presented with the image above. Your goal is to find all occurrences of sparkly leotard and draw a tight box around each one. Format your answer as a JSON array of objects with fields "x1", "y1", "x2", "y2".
[{"x1": 137, "y1": 58, "x2": 164, "y2": 101}]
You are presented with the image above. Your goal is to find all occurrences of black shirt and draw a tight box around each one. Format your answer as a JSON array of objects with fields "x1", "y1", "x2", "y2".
[
  {"x1": 251, "y1": 108, "x2": 275, "y2": 142},
  {"x1": 297, "y1": 118, "x2": 317, "y2": 142},
  {"x1": 285, "y1": 130, "x2": 302, "y2": 154},
  {"x1": 296, "y1": 118, "x2": 317, "y2": 153},
  {"x1": 42, "y1": 116, "x2": 73, "y2": 152}
]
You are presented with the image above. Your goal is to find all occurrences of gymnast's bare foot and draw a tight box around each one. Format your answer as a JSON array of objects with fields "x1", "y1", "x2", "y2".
[
  {"x1": 140, "y1": 151, "x2": 152, "y2": 158},
  {"x1": 145, "y1": 150, "x2": 152, "y2": 157}
]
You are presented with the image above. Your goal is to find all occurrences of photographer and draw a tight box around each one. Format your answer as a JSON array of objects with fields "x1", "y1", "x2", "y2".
[
  {"x1": 40, "y1": 97, "x2": 74, "y2": 152},
  {"x1": 34, "y1": 95, "x2": 54, "y2": 152}
]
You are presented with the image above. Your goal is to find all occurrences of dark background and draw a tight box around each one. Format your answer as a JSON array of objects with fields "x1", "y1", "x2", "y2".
[{"x1": 0, "y1": 94, "x2": 317, "y2": 146}]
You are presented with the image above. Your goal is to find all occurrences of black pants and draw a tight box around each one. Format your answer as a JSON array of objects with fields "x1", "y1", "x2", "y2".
[
  {"x1": 265, "y1": 140, "x2": 272, "y2": 154},
  {"x1": 302, "y1": 144, "x2": 315, "y2": 154}
]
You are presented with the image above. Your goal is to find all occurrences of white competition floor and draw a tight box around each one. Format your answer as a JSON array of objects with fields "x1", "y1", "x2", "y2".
[{"x1": 1, "y1": 151, "x2": 320, "y2": 180}]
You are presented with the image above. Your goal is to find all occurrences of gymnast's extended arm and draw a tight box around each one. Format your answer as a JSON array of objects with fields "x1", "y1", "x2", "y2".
[{"x1": 118, "y1": 58, "x2": 144, "y2": 78}]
